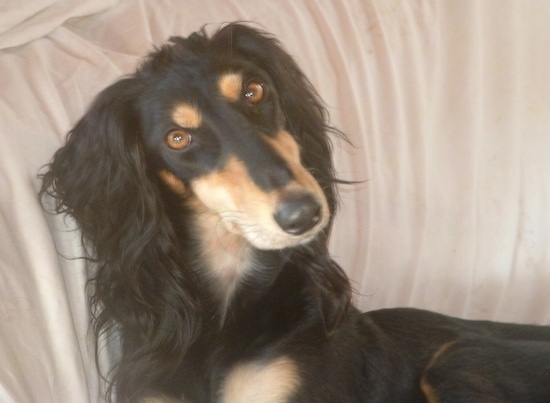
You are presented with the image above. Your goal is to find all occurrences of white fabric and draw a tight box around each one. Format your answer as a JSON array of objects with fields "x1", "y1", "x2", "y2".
[
  {"x1": 1, "y1": 0, "x2": 549, "y2": 401},
  {"x1": 0, "y1": 0, "x2": 119, "y2": 49}
]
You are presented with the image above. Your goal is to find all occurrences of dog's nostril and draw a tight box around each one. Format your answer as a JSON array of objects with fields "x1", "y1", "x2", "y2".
[{"x1": 274, "y1": 192, "x2": 322, "y2": 235}]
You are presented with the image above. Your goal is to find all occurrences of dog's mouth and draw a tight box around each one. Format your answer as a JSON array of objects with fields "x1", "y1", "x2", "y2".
[
  {"x1": 188, "y1": 158, "x2": 329, "y2": 250},
  {"x1": 205, "y1": 191, "x2": 328, "y2": 251}
]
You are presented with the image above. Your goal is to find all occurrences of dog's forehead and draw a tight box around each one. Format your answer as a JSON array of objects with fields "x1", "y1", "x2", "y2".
[
  {"x1": 171, "y1": 103, "x2": 203, "y2": 129},
  {"x1": 144, "y1": 46, "x2": 271, "y2": 112},
  {"x1": 217, "y1": 72, "x2": 243, "y2": 102},
  {"x1": 168, "y1": 71, "x2": 242, "y2": 129},
  {"x1": 165, "y1": 70, "x2": 243, "y2": 128}
]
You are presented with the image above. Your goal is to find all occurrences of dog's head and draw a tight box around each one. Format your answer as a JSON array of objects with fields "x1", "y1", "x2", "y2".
[
  {"x1": 40, "y1": 23, "x2": 348, "y2": 400},
  {"x1": 43, "y1": 24, "x2": 337, "y2": 252},
  {"x1": 137, "y1": 27, "x2": 331, "y2": 250}
]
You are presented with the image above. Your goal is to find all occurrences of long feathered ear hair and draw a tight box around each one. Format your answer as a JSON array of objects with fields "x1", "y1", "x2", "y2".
[
  {"x1": 210, "y1": 23, "x2": 352, "y2": 331},
  {"x1": 40, "y1": 78, "x2": 202, "y2": 401}
]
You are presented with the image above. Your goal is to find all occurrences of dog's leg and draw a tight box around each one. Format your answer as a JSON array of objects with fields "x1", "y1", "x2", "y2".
[{"x1": 421, "y1": 338, "x2": 550, "y2": 402}]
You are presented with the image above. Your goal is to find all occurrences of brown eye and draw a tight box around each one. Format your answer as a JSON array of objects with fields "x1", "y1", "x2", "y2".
[
  {"x1": 243, "y1": 81, "x2": 265, "y2": 104},
  {"x1": 165, "y1": 129, "x2": 192, "y2": 150}
]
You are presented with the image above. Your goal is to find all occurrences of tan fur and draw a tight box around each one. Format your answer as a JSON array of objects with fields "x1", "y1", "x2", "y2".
[
  {"x1": 172, "y1": 103, "x2": 202, "y2": 129},
  {"x1": 190, "y1": 146, "x2": 328, "y2": 250},
  {"x1": 190, "y1": 193, "x2": 254, "y2": 315},
  {"x1": 420, "y1": 341, "x2": 458, "y2": 403},
  {"x1": 419, "y1": 379, "x2": 439, "y2": 403},
  {"x1": 264, "y1": 130, "x2": 301, "y2": 166},
  {"x1": 158, "y1": 169, "x2": 253, "y2": 311},
  {"x1": 218, "y1": 73, "x2": 243, "y2": 102},
  {"x1": 221, "y1": 356, "x2": 301, "y2": 403},
  {"x1": 190, "y1": 156, "x2": 283, "y2": 249},
  {"x1": 158, "y1": 170, "x2": 187, "y2": 194},
  {"x1": 265, "y1": 130, "x2": 327, "y2": 197}
]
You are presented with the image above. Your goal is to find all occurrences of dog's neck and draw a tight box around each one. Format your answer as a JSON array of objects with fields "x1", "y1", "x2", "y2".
[
  {"x1": 189, "y1": 206, "x2": 284, "y2": 321},
  {"x1": 198, "y1": 220, "x2": 254, "y2": 315}
]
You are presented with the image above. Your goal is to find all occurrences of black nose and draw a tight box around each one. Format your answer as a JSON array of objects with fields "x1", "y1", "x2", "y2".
[{"x1": 274, "y1": 192, "x2": 322, "y2": 235}]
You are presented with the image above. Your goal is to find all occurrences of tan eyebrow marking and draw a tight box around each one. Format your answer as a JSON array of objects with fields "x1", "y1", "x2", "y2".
[
  {"x1": 158, "y1": 169, "x2": 187, "y2": 195},
  {"x1": 218, "y1": 72, "x2": 243, "y2": 102},
  {"x1": 172, "y1": 103, "x2": 202, "y2": 129}
]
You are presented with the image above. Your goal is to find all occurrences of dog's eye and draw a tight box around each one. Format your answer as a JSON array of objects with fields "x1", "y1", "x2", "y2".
[
  {"x1": 165, "y1": 129, "x2": 192, "y2": 150},
  {"x1": 243, "y1": 81, "x2": 265, "y2": 104}
]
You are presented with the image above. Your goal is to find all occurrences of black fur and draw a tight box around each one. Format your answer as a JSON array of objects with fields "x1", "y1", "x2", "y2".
[{"x1": 41, "y1": 23, "x2": 550, "y2": 402}]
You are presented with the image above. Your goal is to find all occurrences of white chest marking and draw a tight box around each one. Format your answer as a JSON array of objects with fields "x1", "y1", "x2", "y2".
[
  {"x1": 194, "y1": 205, "x2": 254, "y2": 314},
  {"x1": 221, "y1": 356, "x2": 301, "y2": 403}
]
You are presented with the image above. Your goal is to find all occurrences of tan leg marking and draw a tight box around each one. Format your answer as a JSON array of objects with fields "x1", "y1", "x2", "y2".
[
  {"x1": 221, "y1": 356, "x2": 301, "y2": 403},
  {"x1": 218, "y1": 73, "x2": 243, "y2": 102},
  {"x1": 172, "y1": 103, "x2": 202, "y2": 129},
  {"x1": 420, "y1": 341, "x2": 458, "y2": 403},
  {"x1": 420, "y1": 378, "x2": 439, "y2": 403}
]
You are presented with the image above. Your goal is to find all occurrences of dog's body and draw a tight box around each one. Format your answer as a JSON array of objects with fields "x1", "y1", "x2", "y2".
[
  {"x1": 164, "y1": 302, "x2": 550, "y2": 403},
  {"x1": 40, "y1": 24, "x2": 550, "y2": 402}
]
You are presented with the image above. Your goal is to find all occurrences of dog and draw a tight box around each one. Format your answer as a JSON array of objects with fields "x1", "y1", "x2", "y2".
[{"x1": 40, "y1": 23, "x2": 550, "y2": 402}]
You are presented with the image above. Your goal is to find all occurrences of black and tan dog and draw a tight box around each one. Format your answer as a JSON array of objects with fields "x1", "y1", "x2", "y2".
[{"x1": 40, "y1": 23, "x2": 550, "y2": 402}]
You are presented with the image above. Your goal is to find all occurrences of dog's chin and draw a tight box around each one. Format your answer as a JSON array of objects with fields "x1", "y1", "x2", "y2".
[
  {"x1": 245, "y1": 231, "x2": 319, "y2": 251},
  {"x1": 225, "y1": 219, "x2": 328, "y2": 251}
]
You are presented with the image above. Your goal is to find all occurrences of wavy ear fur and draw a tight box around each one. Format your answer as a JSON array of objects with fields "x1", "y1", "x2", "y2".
[
  {"x1": 40, "y1": 79, "x2": 201, "y2": 400},
  {"x1": 211, "y1": 24, "x2": 351, "y2": 331}
]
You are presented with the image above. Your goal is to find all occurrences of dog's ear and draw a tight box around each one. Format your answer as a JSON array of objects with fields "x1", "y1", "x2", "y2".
[
  {"x1": 42, "y1": 79, "x2": 146, "y2": 240},
  {"x1": 40, "y1": 78, "x2": 201, "y2": 398},
  {"x1": 212, "y1": 24, "x2": 338, "y2": 226}
]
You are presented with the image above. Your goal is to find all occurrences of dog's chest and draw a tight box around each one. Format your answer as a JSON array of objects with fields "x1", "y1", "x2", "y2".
[{"x1": 218, "y1": 356, "x2": 301, "y2": 403}]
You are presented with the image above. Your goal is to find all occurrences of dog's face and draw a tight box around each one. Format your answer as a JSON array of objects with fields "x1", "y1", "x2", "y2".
[{"x1": 139, "y1": 42, "x2": 330, "y2": 250}]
